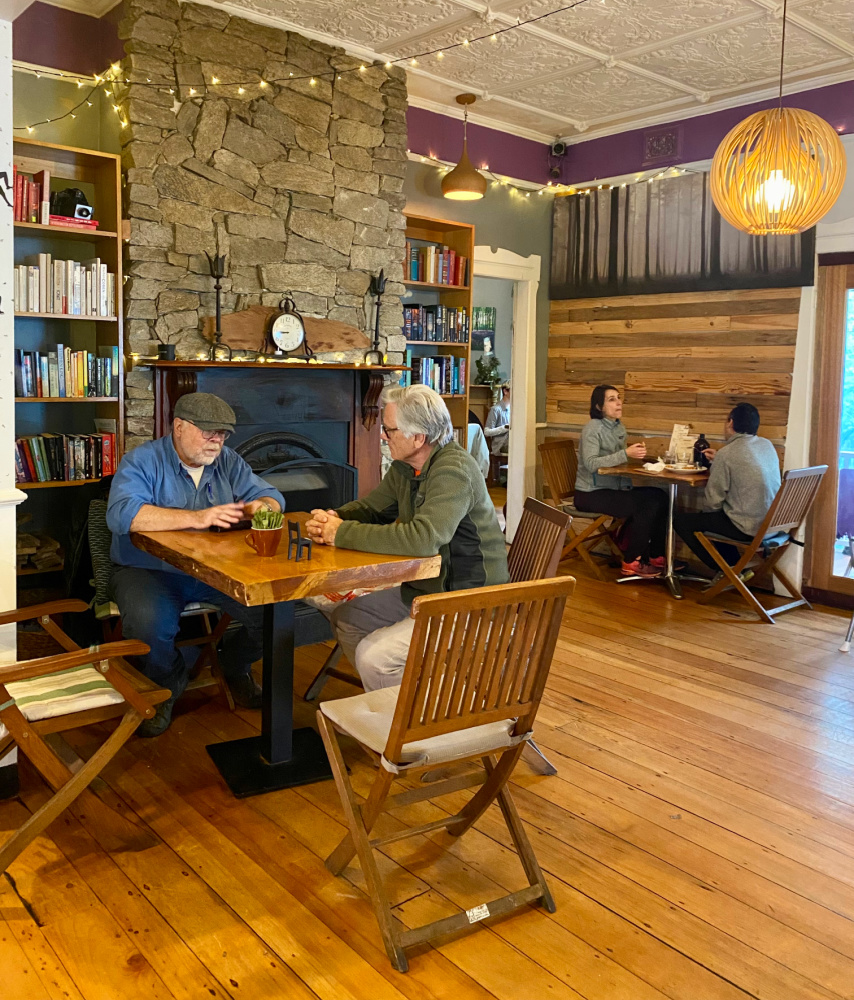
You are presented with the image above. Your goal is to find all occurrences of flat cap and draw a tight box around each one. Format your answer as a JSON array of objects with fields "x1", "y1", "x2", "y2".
[{"x1": 174, "y1": 392, "x2": 236, "y2": 432}]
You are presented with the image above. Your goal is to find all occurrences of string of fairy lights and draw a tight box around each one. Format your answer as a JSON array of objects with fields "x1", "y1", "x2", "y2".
[{"x1": 12, "y1": 0, "x2": 695, "y2": 198}]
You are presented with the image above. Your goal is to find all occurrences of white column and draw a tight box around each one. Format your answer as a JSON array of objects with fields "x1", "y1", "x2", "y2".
[{"x1": 0, "y1": 18, "x2": 28, "y2": 776}]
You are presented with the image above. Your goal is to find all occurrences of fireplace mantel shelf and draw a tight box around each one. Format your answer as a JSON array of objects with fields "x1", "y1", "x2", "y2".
[{"x1": 138, "y1": 360, "x2": 406, "y2": 372}]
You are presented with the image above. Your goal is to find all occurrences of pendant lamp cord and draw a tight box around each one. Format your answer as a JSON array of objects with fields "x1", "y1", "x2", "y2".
[{"x1": 778, "y1": 0, "x2": 788, "y2": 109}]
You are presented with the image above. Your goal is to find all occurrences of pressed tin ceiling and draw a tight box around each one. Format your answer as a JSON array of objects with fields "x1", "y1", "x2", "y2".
[{"x1": 45, "y1": 0, "x2": 854, "y2": 143}]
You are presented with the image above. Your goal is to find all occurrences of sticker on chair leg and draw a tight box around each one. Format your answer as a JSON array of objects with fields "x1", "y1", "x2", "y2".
[{"x1": 466, "y1": 903, "x2": 490, "y2": 923}]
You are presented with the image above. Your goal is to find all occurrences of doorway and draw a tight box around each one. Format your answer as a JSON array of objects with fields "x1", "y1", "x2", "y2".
[
  {"x1": 472, "y1": 246, "x2": 540, "y2": 541},
  {"x1": 470, "y1": 274, "x2": 513, "y2": 527},
  {"x1": 809, "y1": 263, "x2": 854, "y2": 599}
]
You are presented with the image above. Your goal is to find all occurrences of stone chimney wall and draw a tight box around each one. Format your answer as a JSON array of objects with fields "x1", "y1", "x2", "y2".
[{"x1": 118, "y1": 0, "x2": 408, "y2": 448}]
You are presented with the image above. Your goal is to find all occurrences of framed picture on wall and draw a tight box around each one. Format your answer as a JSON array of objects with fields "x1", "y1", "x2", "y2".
[
  {"x1": 472, "y1": 306, "x2": 496, "y2": 334},
  {"x1": 472, "y1": 332, "x2": 492, "y2": 352}
]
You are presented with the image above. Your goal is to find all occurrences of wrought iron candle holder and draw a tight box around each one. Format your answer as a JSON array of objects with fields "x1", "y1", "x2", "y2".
[
  {"x1": 205, "y1": 249, "x2": 232, "y2": 361},
  {"x1": 365, "y1": 268, "x2": 386, "y2": 366}
]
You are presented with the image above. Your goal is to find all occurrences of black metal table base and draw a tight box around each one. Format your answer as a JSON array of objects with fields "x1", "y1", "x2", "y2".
[{"x1": 206, "y1": 727, "x2": 333, "y2": 798}]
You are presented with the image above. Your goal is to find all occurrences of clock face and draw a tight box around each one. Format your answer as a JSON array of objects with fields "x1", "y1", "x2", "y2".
[{"x1": 271, "y1": 312, "x2": 305, "y2": 353}]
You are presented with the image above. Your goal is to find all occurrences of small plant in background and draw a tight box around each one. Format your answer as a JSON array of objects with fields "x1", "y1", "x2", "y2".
[
  {"x1": 252, "y1": 509, "x2": 283, "y2": 530},
  {"x1": 475, "y1": 353, "x2": 502, "y2": 389}
]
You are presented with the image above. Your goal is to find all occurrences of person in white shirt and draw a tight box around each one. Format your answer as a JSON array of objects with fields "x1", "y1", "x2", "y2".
[{"x1": 484, "y1": 381, "x2": 511, "y2": 456}]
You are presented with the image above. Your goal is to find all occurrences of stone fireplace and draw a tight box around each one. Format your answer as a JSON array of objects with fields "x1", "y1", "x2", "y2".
[{"x1": 118, "y1": 0, "x2": 408, "y2": 450}]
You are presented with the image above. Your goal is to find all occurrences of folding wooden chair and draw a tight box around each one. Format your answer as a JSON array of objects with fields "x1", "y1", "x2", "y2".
[
  {"x1": 696, "y1": 465, "x2": 828, "y2": 623},
  {"x1": 539, "y1": 437, "x2": 623, "y2": 578},
  {"x1": 317, "y1": 575, "x2": 575, "y2": 972},
  {"x1": 305, "y1": 497, "x2": 571, "y2": 707},
  {"x1": 0, "y1": 600, "x2": 169, "y2": 874}
]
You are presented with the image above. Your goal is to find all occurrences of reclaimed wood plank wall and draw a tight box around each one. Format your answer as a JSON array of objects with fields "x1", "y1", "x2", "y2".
[{"x1": 546, "y1": 287, "x2": 802, "y2": 459}]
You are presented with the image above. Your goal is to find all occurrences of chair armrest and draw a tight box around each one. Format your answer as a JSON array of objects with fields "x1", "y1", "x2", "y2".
[
  {"x1": 0, "y1": 599, "x2": 89, "y2": 627},
  {"x1": 0, "y1": 640, "x2": 150, "y2": 686}
]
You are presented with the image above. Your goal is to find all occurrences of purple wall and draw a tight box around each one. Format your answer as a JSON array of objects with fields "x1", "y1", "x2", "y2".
[
  {"x1": 408, "y1": 80, "x2": 854, "y2": 185},
  {"x1": 13, "y1": 2, "x2": 123, "y2": 78},
  {"x1": 406, "y1": 105, "x2": 551, "y2": 185}
]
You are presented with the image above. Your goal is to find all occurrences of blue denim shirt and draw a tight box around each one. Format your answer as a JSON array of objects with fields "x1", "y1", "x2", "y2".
[{"x1": 107, "y1": 434, "x2": 285, "y2": 573}]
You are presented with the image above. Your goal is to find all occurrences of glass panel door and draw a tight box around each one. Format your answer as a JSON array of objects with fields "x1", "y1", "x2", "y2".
[
  {"x1": 833, "y1": 289, "x2": 854, "y2": 578},
  {"x1": 809, "y1": 264, "x2": 854, "y2": 597}
]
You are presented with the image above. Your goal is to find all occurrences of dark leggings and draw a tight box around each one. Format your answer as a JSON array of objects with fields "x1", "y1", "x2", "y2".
[
  {"x1": 574, "y1": 487, "x2": 668, "y2": 562},
  {"x1": 673, "y1": 508, "x2": 753, "y2": 571}
]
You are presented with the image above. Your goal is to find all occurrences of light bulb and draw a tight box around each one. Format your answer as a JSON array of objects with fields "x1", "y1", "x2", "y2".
[
  {"x1": 310, "y1": 77, "x2": 316, "y2": 86},
  {"x1": 756, "y1": 169, "x2": 796, "y2": 214},
  {"x1": 238, "y1": 86, "x2": 245, "y2": 94},
  {"x1": 212, "y1": 76, "x2": 220, "y2": 84},
  {"x1": 436, "y1": 51, "x2": 444, "y2": 60},
  {"x1": 259, "y1": 80, "x2": 268, "y2": 88},
  {"x1": 359, "y1": 65, "x2": 366, "y2": 72}
]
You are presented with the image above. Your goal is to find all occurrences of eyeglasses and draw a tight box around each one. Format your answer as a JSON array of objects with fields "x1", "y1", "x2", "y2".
[
  {"x1": 184, "y1": 420, "x2": 231, "y2": 442},
  {"x1": 381, "y1": 425, "x2": 399, "y2": 437}
]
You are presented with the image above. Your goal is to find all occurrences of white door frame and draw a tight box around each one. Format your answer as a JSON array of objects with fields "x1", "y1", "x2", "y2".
[{"x1": 473, "y1": 246, "x2": 541, "y2": 541}]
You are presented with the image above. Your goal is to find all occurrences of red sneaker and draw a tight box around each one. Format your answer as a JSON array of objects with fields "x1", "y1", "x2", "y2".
[{"x1": 621, "y1": 559, "x2": 662, "y2": 578}]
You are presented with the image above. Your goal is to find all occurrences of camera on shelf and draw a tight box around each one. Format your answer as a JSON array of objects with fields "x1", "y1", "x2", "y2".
[{"x1": 73, "y1": 204, "x2": 94, "y2": 220}]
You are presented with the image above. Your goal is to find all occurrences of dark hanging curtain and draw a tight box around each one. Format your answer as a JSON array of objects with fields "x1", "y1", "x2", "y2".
[{"x1": 550, "y1": 171, "x2": 815, "y2": 299}]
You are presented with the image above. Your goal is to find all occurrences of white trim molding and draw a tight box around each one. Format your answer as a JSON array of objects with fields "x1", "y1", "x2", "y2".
[{"x1": 473, "y1": 245, "x2": 541, "y2": 541}]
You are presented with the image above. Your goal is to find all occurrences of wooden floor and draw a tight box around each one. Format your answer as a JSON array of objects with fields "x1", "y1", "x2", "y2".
[{"x1": 3, "y1": 561, "x2": 854, "y2": 1000}]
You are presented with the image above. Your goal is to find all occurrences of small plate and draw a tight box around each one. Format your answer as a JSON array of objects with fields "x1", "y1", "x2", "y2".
[{"x1": 663, "y1": 463, "x2": 702, "y2": 473}]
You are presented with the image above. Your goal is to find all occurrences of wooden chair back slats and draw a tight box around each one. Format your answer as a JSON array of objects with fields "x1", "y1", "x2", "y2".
[
  {"x1": 539, "y1": 438, "x2": 578, "y2": 504},
  {"x1": 385, "y1": 578, "x2": 574, "y2": 757},
  {"x1": 764, "y1": 466, "x2": 828, "y2": 534},
  {"x1": 507, "y1": 497, "x2": 571, "y2": 583}
]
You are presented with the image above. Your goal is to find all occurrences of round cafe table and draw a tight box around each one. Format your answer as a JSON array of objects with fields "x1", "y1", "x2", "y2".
[{"x1": 597, "y1": 463, "x2": 709, "y2": 599}]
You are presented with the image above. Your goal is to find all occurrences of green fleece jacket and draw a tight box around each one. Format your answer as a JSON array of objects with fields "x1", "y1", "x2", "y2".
[{"x1": 335, "y1": 440, "x2": 509, "y2": 605}]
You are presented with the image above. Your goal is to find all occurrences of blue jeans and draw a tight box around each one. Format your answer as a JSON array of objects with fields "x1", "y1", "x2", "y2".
[{"x1": 110, "y1": 566, "x2": 263, "y2": 693}]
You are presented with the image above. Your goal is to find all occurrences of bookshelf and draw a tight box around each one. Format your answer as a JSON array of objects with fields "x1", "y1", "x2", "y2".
[
  {"x1": 403, "y1": 214, "x2": 474, "y2": 448},
  {"x1": 13, "y1": 138, "x2": 124, "y2": 473},
  {"x1": 12, "y1": 138, "x2": 124, "y2": 579}
]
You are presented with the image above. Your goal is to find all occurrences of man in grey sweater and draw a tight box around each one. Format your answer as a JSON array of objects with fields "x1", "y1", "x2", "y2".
[{"x1": 674, "y1": 403, "x2": 781, "y2": 572}]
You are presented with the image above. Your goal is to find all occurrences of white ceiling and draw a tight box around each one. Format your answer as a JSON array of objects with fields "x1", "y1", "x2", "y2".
[{"x1": 43, "y1": 0, "x2": 854, "y2": 143}]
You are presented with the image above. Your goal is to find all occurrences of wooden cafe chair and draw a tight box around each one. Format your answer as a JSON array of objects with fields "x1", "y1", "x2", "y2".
[
  {"x1": 317, "y1": 575, "x2": 575, "y2": 972},
  {"x1": 695, "y1": 465, "x2": 828, "y2": 624},
  {"x1": 539, "y1": 437, "x2": 624, "y2": 578},
  {"x1": 304, "y1": 496, "x2": 570, "y2": 704},
  {"x1": 0, "y1": 599, "x2": 169, "y2": 875}
]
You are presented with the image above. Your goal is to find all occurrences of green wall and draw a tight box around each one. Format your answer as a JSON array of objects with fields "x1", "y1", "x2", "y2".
[
  {"x1": 404, "y1": 161, "x2": 553, "y2": 421},
  {"x1": 13, "y1": 71, "x2": 120, "y2": 153}
]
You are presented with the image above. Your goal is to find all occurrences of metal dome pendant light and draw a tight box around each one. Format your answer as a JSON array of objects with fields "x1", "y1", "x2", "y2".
[
  {"x1": 442, "y1": 93, "x2": 487, "y2": 201},
  {"x1": 710, "y1": 0, "x2": 846, "y2": 235}
]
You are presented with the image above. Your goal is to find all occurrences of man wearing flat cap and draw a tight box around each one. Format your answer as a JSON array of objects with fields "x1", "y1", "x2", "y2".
[{"x1": 107, "y1": 392, "x2": 284, "y2": 736}]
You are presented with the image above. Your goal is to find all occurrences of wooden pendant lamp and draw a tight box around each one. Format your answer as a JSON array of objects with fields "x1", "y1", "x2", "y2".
[
  {"x1": 710, "y1": 0, "x2": 846, "y2": 235},
  {"x1": 442, "y1": 93, "x2": 487, "y2": 201}
]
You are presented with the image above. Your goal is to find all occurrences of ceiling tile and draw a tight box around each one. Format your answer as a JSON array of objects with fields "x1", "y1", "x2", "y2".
[
  {"x1": 223, "y1": 0, "x2": 463, "y2": 48},
  {"x1": 390, "y1": 23, "x2": 587, "y2": 91},
  {"x1": 507, "y1": 0, "x2": 755, "y2": 52},
  {"x1": 797, "y1": 0, "x2": 854, "y2": 47},
  {"x1": 508, "y1": 65, "x2": 684, "y2": 123},
  {"x1": 632, "y1": 18, "x2": 847, "y2": 91}
]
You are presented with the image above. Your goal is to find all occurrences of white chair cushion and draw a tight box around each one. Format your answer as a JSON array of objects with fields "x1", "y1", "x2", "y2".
[
  {"x1": 320, "y1": 685, "x2": 522, "y2": 770},
  {"x1": 94, "y1": 600, "x2": 219, "y2": 621},
  {"x1": 0, "y1": 664, "x2": 124, "y2": 741}
]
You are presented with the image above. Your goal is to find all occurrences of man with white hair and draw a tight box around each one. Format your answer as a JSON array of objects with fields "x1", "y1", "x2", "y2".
[{"x1": 306, "y1": 384, "x2": 509, "y2": 691}]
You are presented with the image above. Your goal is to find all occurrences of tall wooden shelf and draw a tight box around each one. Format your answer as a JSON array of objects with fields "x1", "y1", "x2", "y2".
[
  {"x1": 403, "y1": 214, "x2": 474, "y2": 448},
  {"x1": 12, "y1": 138, "x2": 125, "y2": 485}
]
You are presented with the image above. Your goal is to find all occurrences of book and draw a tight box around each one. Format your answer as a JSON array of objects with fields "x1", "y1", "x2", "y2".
[
  {"x1": 48, "y1": 215, "x2": 99, "y2": 229},
  {"x1": 33, "y1": 169, "x2": 50, "y2": 225}
]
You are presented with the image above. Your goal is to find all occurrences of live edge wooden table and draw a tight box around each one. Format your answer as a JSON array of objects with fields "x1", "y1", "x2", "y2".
[
  {"x1": 597, "y1": 464, "x2": 709, "y2": 600},
  {"x1": 132, "y1": 517, "x2": 440, "y2": 798}
]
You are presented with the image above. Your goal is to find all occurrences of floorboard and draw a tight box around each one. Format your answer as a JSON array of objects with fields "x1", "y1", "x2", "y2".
[{"x1": 2, "y1": 561, "x2": 854, "y2": 998}]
